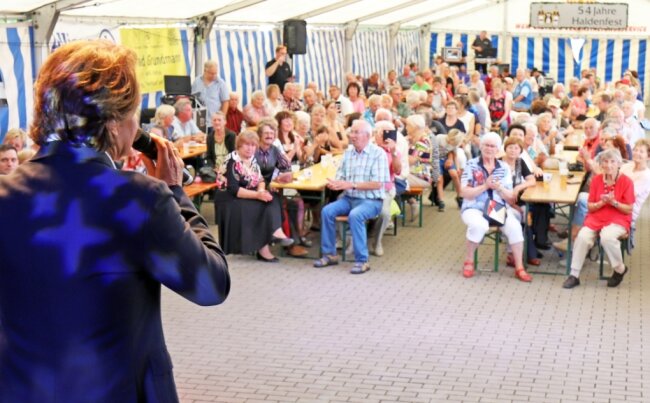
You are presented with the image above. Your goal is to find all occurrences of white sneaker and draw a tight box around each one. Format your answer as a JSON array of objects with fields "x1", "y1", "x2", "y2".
[
  {"x1": 409, "y1": 202, "x2": 419, "y2": 222},
  {"x1": 374, "y1": 243, "x2": 384, "y2": 257},
  {"x1": 553, "y1": 239, "x2": 568, "y2": 252}
]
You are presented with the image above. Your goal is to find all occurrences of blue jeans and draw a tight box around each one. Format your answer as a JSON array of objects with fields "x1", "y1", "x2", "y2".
[{"x1": 321, "y1": 196, "x2": 382, "y2": 263}]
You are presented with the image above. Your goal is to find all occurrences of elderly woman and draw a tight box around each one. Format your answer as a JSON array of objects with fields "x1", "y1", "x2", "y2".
[
  {"x1": 620, "y1": 139, "x2": 650, "y2": 225},
  {"x1": 501, "y1": 136, "x2": 541, "y2": 266},
  {"x1": 294, "y1": 111, "x2": 311, "y2": 142},
  {"x1": 214, "y1": 130, "x2": 294, "y2": 262},
  {"x1": 459, "y1": 132, "x2": 532, "y2": 281},
  {"x1": 149, "y1": 103, "x2": 179, "y2": 142},
  {"x1": 536, "y1": 112, "x2": 560, "y2": 154},
  {"x1": 0, "y1": 40, "x2": 230, "y2": 401},
  {"x1": 264, "y1": 83, "x2": 284, "y2": 117},
  {"x1": 405, "y1": 114, "x2": 433, "y2": 220},
  {"x1": 563, "y1": 149, "x2": 635, "y2": 289},
  {"x1": 243, "y1": 90, "x2": 270, "y2": 127},
  {"x1": 206, "y1": 112, "x2": 236, "y2": 168},
  {"x1": 2, "y1": 128, "x2": 28, "y2": 151},
  {"x1": 487, "y1": 80, "x2": 510, "y2": 133},
  {"x1": 469, "y1": 70, "x2": 486, "y2": 98},
  {"x1": 371, "y1": 120, "x2": 402, "y2": 256}
]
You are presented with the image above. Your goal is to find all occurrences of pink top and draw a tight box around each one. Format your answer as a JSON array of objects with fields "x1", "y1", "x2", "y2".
[{"x1": 350, "y1": 98, "x2": 365, "y2": 114}]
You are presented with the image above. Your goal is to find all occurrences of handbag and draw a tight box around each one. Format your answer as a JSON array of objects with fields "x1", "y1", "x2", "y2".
[{"x1": 483, "y1": 197, "x2": 507, "y2": 227}]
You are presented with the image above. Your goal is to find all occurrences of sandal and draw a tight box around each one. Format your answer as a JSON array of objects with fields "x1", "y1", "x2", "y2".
[
  {"x1": 350, "y1": 262, "x2": 370, "y2": 274},
  {"x1": 299, "y1": 236, "x2": 313, "y2": 247},
  {"x1": 506, "y1": 253, "x2": 515, "y2": 267},
  {"x1": 515, "y1": 267, "x2": 532, "y2": 282},
  {"x1": 462, "y1": 260, "x2": 475, "y2": 278},
  {"x1": 313, "y1": 255, "x2": 339, "y2": 268}
]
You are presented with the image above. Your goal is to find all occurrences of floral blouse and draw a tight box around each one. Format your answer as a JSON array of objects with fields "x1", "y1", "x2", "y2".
[{"x1": 216, "y1": 151, "x2": 263, "y2": 196}]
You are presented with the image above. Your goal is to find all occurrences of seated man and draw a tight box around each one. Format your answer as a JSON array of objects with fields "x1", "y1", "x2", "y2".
[
  {"x1": 313, "y1": 119, "x2": 390, "y2": 274},
  {"x1": 172, "y1": 98, "x2": 205, "y2": 142},
  {"x1": 0, "y1": 145, "x2": 19, "y2": 175}
]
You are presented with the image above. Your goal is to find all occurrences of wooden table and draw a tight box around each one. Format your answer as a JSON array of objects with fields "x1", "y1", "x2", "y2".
[
  {"x1": 562, "y1": 130, "x2": 584, "y2": 150},
  {"x1": 271, "y1": 156, "x2": 342, "y2": 258},
  {"x1": 179, "y1": 144, "x2": 207, "y2": 160},
  {"x1": 183, "y1": 181, "x2": 218, "y2": 208},
  {"x1": 521, "y1": 171, "x2": 586, "y2": 274},
  {"x1": 554, "y1": 150, "x2": 579, "y2": 164}
]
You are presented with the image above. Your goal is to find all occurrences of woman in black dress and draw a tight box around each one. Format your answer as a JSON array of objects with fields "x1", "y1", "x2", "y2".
[{"x1": 214, "y1": 130, "x2": 294, "y2": 262}]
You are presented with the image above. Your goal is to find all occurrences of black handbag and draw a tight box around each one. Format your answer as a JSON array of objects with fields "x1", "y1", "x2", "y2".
[{"x1": 198, "y1": 166, "x2": 217, "y2": 183}]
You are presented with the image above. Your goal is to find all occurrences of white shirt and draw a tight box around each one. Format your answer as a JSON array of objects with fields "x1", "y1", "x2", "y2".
[{"x1": 620, "y1": 162, "x2": 650, "y2": 222}]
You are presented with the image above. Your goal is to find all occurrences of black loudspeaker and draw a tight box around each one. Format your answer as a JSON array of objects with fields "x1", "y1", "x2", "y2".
[{"x1": 283, "y1": 19, "x2": 307, "y2": 55}]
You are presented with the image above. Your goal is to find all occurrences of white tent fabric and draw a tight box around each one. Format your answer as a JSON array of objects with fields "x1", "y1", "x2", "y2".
[{"x1": 0, "y1": 24, "x2": 34, "y2": 136}]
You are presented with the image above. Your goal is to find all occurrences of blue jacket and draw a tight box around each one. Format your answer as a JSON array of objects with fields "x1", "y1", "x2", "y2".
[{"x1": 0, "y1": 141, "x2": 230, "y2": 403}]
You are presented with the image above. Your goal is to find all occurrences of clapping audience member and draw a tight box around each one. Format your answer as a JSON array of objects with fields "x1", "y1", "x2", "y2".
[
  {"x1": 563, "y1": 149, "x2": 634, "y2": 289},
  {"x1": 243, "y1": 90, "x2": 270, "y2": 127},
  {"x1": 214, "y1": 130, "x2": 294, "y2": 262},
  {"x1": 275, "y1": 111, "x2": 304, "y2": 163},
  {"x1": 294, "y1": 111, "x2": 312, "y2": 142},
  {"x1": 459, "y1": 132, "x2": 531, "y2": 282},
  {"x1": 313, "y1": 119, "x2": 389, "y2": 274},
  {"x1": 303, "y1": 88, "x2": 318, "y2": 114}
]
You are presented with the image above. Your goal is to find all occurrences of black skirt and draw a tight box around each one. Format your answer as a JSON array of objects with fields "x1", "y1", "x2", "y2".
[{"x1": 214, "y1": 191, "x2": 282, "y2": 255}]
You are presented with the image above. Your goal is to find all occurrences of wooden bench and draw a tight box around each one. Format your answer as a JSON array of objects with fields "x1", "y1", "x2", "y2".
[
  {"x1": 336, "y1": 215, "x2": 380, "y2": 262},
  {"x1": 474, "y1": 227, "x2": 501, "y2": 273},
  {"x1": 399, "y1": 185, "x2": 425, "y2": 227}
]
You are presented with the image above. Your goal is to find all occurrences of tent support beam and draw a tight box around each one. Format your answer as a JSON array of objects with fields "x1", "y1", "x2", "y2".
[
  {"x1": 388, "y1": 23, "x2": 400, "y2": 72},
  {"x1": 290, "y1": 0, "x2": 361, "y2": 21},
  {"x1": 344, "y1": 22, "x2": 358, "y2": 81},
  {"x1": 419, "y1": 23, "x2": 431, "y2": 69},
  {"x1": 31, "y1": 0, "x2": 95, "y2": 73},
  {"x1": 351, "y1": 0, "x2": 426, "y2": 24},
  {"x1": 396, "y1": 0, "x2": 476, "y2": 26}
]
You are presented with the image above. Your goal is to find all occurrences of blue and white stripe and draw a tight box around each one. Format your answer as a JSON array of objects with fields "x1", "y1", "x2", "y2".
[
  {"x1": 430, "y1": 31, "x2": 500, "y2": 65},
  {"x1": 294, "y1": 27, "x2": 345, "y2": 95},
  {"x1": 0, "y1": 24, "x2": 35, "y2": 140},
  {"x1": 352, "y1": 30, "x2": 390, "y2": 80},
  {"x1": 510, "y1": 36, "x2": 648, "y2": 101},
  {"x1": 395, "y1": 30, "x2": 420, "y2": 72}
]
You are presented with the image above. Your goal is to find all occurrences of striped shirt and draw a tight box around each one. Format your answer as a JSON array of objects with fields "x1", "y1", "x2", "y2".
[
  {"x1": 336, "y1": 143, "x2": 390, "y2": 200},
  {"x1": 460, "y1": 157, "x2": 512, "y2": 212}
]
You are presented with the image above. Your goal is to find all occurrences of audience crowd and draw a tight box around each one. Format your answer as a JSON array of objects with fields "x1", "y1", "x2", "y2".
[{"x1": 3, "y1": 43, "x2": 649, "y2": 286}]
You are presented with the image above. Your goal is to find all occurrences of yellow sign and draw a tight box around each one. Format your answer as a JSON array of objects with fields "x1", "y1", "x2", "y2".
[{"x1": 120, "y1": 28, "x2": 187, "y2": 94}]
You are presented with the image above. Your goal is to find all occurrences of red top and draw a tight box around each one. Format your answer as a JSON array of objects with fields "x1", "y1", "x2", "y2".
[{"x1": 584, "y1": 173, "x2": 635, "y2": 231}]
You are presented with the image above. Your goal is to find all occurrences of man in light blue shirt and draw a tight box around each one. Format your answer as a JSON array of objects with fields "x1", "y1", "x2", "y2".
[
  {"x1": 172, "y1": 98, "x2": 204, "y2": 142},
  {"x1": 512, "y1": 68, "x2": 533, "y2": 112},
  {"x1": 191, "y1": 60, "x2": 229, "y2": 128},
  {"x1": 313, "y1": 120, "x2": 390, "y2": 274}
]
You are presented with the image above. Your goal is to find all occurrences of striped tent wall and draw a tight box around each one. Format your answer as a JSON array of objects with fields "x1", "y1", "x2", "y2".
[
  {"x1": 206, "y1": 27, "x2": 281, "y2": 107},
  {"x1": 395, "y1": 30, "x2": 420, "y2": 71},
  {"x1": 510, "y1": 36, "x2": 648, "y2": 102},
  {"x1": 140, "y1": 28, "x2": 195, "y2": 110},
  {"x1": 293, "y1": 27, "x2": 345, "y2": 94},
  {"x1": 430, "y1": 32, "x2": 500, "y2": 66},
  {"x1": 352, "y1": 30, "x2": 390, "y2": 79},
  {"x1": 0, "y1": 24, "x2": 35, "y2": 140}
]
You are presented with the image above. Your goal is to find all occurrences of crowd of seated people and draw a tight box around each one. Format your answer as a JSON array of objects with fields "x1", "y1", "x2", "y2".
[{"x1": 3, "y1": 49, "x2": 648, "y2": 282}]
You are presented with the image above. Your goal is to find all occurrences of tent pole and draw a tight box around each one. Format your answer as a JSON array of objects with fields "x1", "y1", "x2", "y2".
[
  {"x1": 420, "y1": 23, "x2": 431, "y2": 69},
  {"x1": 344, "y1": 22, "x2": 358, "y2": 85},
  {"x1": 388, "y1": 23, "x2": 399, "y2": 72},
  {"x1": 502, "y1": 0, "x2": 509, "y2": 70}
]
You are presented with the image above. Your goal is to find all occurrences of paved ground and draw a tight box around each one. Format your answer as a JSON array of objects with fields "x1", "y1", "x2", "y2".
[{"x1": 163, "y1": 193, "x2": 649, "y2": 402}]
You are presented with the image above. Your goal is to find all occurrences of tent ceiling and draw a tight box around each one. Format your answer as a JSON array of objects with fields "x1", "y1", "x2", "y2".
[{"x1": 0, "y1": 0, "x2": 501, "y2": 26}]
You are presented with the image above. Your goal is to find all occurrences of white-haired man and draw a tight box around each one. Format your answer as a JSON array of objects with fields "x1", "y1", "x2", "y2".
[
  {"x1": 192, "y1": 60, "x2": 230, "y2": 128},
  {"x1": 313, "y1": 120, "x2": 390, "y2": 274}
]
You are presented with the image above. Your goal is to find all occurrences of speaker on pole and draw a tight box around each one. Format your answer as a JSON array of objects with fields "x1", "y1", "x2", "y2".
[{"x1": 283, "y1": 19, "x2": 307, "y2": 55}]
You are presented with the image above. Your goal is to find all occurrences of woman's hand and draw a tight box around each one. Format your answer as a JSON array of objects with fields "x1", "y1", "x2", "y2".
[
  {"x1": 257, "y1": 190, "x2": 273, "y2": 202},
  {"x1": 140, "y1": 133, "x2": 183, "y2": 187},
  {"x1": 533, "y1": 167, "x2": 544, "y2": 178},
  {"x1": 486, "y1": 174, "x2": 501, "y2": 190}
]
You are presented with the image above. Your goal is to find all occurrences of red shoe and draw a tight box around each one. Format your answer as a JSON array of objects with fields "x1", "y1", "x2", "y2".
[
  {"x1": 462, "y1": 260, "x2": 475, "y2": 278},
  {"x1": 527, "y1": 258, "x2": 541, "y2": 266},
  {"x1": 515, "y1": 267, "x2": 532, "y2": 282},
  {"x1": 506, "y1": 253, "x2": 515, "y2": 267}
]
